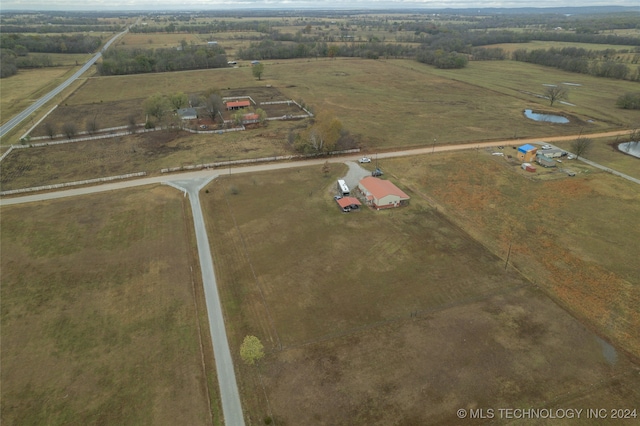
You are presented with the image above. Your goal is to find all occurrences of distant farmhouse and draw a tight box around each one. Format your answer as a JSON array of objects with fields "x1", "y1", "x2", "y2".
[{"x1": 358, "y1": 176, "x2": 410, "y2": 210}]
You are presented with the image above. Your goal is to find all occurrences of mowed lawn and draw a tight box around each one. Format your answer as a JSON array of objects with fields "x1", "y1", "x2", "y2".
[
  {"x1": 203, "y1": 164, "x2": 640, "y2": 424},
  {"x1": 0, "y1": 186, "x2": 218, "y2": 425}
]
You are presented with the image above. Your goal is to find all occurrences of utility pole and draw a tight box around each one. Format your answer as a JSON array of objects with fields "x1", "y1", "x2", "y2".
[{"x1": 432, "y1": 137, "x2": 436, "y2": 153}]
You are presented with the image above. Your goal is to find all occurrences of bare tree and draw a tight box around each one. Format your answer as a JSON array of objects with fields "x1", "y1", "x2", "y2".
[
  {"x1": 62, "y1": 122, "x2": 77, "y2": 139},
  {"x1": 86, "y1": 114, "x2": 99, "y2": 135},
  {"x1": 127, "y1": 114, "x2": 138, "y2": 134},
  {"x1": 571, "y1": 136, "x2": 593, "y2": 160},
  {"x1": 189, "y1": 93, "x2": 203, "y2": 108},
  {"x1": 204, "y1": 93, "x2": 224, "y2": 122},
  {"x1": 545, "y1": 84, "x2": 568, "y2": 107},
  {"x1": 44, "y1": 122, "x2": 56, "y2": 139}
]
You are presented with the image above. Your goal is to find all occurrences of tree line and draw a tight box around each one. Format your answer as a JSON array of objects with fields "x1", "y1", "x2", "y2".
[
  {"x1": 0, "y1": 33, "x2": 102, "y2": 54},
  {"x1": 513, "y1": 47, "x2": 640, "y2": 81},
  {"x1": 98, "y1": 44, "x2": 228, "y2": 76}
]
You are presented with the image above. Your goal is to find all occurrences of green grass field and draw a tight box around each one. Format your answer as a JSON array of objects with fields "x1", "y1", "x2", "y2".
[{"x1": 0, "y1": 186, "x2": 220, "y2": 425}]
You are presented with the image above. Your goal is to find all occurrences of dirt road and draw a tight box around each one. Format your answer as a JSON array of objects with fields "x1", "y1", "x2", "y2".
[{"x1": 0, "y1": 129, "x2": 635, "y2": 207}]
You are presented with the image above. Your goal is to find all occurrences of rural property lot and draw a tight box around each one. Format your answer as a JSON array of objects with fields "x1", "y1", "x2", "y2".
[
  {"x1": 0, "y1": 186, "x2": 219, "y2": 425},
  {"x1": 203, "y1": 164, "x2": 640, "y2": 424}
]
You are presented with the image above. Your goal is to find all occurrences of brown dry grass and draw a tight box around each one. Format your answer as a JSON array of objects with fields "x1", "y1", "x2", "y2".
[
  {"x1": 0, "y1": 186, "x2": 219, "y2": 425},
  {"x1": 202, "y1": 164, "x2": 640, "y2": 424},
  {"x1": 395, "y1": 150, "x2": 640, "y2": 358}
]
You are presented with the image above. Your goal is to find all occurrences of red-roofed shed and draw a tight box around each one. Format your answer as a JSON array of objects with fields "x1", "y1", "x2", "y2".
[{"x1": 336, "y1": 197, "x2": 362, "y2": 212}]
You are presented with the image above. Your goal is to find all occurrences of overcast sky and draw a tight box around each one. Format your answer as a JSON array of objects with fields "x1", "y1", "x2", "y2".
[{"x1": 1, "y1": 0, "x2": 638, "y2": 11}]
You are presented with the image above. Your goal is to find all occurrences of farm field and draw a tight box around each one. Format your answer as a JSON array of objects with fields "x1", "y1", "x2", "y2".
[
  {"x1": 0, "y1": 185, "x2": 220, "y2": 425},
  {"x1": 394, "y1": 150, "x2": 640, "y2": 357},
  {"x1": 0, "y1": 120, "x2": 296, "y2": 191},
  {"x1": 202, "y1": 163, "x2": 640, "y2": 424},
  {"x1": 3, "y1": 57, "x2": 638, "y2": 192},
  {"x1": 0, "y1": 67, "x2": 82, "y2": 127}
]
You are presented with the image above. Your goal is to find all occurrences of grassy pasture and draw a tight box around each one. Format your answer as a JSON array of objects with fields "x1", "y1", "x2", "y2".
[
  {"x1": 203, "y1": 163, "x2": 640, "y2": 424},
  {"x1": 489, "y1": 40, "x2": 640, "y2": 54},
  {"x1": 119, "y1": 32, "x2": 204, "y2": 50},
  {"x1": 0, "y1": 67, "x2": 79, "y2": 127},
  {"x1": 0, "y1": 121, "x2": 297, "y2": 191},
  {"x1": 3, "y1": 58, "x2": 637, "y2": 190},
  {"x1": 0, "y1": 186, "x2": 219, "y2": 425},
  {"x1": 391, "y1": 150, "x2": 640, "y2": 357}
]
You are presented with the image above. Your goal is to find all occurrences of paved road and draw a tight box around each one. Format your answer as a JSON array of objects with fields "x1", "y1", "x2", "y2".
[
  {"x1": 164, "y1": 178, "x2": 245, "y2": 426},
  {"x1": 0, "y1": 28, "x2": 129, "y2": 139}
]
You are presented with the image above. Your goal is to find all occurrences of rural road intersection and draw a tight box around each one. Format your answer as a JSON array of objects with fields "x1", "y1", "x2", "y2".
[
  {"x1": 164, "y1": 177, "x2": 245, "y2": 426},
  {"x1": 0, "y1": 129, "x2": 637, "y2": 426}
]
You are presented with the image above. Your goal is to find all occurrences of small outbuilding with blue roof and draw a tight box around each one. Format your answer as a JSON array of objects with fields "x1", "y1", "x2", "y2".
[{"x1": 517, "y1": 144, "x2": 538, "y2": 162}]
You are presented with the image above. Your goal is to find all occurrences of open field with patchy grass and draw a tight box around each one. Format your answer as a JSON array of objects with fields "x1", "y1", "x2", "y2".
[
  {"x1": 0, "y1": 121, "x2": 298, "y2": 191},
  {"x1": 31, "y1": 58, "x2": 640, "y2": 147},
  {"x1": 0, "y1": 67, "x2": 81, "y2": 127},
  {"x1": 3, "y1": 58, "x2": 637, "y2": 191},
  {"x1": 203, "y1": 164, "x2": 640, "y2": 424},
  {"x1": 392, "y1": 150, "x2": 640, "y2": 357},
  {"x1": 0, "y1": 185, "x2": 220, "y2": 425}
]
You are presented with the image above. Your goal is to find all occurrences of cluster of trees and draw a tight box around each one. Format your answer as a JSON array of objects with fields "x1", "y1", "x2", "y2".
[
  {"x1": 416, "y1": 48, "x2": 469, "y2": 69},
  {"x1": 0, "y1": 49, "x2": 54, "y2": 78},
  {"x1": 616, "y1": 93, "x2": 640, "y2": 110},
  {"x1": 98, "y1": 44, "x2": 228, "y2": 76},
  {"x1": 0, "y1": 33, "x2": 102, "y2": 53},
  {"x1": 289, "y1": 111, "x2": 359, "y2": 154},
  {"x1": 513, "y1": 47, "x2": 639, "y2": 80}
]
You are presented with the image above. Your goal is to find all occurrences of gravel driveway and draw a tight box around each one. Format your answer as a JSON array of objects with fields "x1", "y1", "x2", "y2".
[{"x1": 341, "y1": 161, "x2": 371, "y2": 192}]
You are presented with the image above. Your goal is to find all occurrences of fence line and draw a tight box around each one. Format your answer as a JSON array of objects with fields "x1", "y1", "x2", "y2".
[
  {"x1": 0, "y1": 146, "x2": 15, "y2": 162},
  {"x1": 223, "y1": 95, "x2": 256, "y2": 106},
  {"x1": 0, "y1": 172, "x2": 147, "y2": 196},
  {"x1": 27, "y1": 124, "x2": 141, "y2": 141},
  {"x1": 160, "y1": 148, "x2": 360, "y2": 174},
  {"x1": 20, "y1": 105, "x2": 58, "y2": 141}
]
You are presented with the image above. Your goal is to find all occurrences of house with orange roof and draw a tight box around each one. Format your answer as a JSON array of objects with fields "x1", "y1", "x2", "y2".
[
  {"x1": 226, "y1": 100, "x2": 251, "y2": 110},
  {"x1": 358, "y1": 176, "x2": 410, "y2": 209}
]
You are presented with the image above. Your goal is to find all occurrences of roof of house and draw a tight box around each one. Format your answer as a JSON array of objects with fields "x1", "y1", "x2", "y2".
[
  {"x1": 518, "y1": 144, "x2": 537, "y2": 153},
  {"x1": 177, "y1": 107, "x2": 197, "y2": 118},
  {"x1": 359, "y1": 176, "x2": 410, "y2": 201},
  {"x1": 243, "y1": 113, "x2": 260, "y2": 120},
  {"x1": 226, "y1": 100, "x2": 251, "y2": 108},
  {"x1": 337, "y1": 197, "x2": 362, "y2": 208}
]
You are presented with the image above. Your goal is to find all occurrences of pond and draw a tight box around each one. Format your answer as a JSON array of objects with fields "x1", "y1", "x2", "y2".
[
  {"x1": 524, "y1": 109, "x2": 569, "y2": 124},
  {"x1": 618, "y1": 141, "x2": 640, "y2": 159}
]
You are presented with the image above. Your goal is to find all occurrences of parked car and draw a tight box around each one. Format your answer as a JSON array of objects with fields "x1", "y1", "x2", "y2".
[
  {"x1": 556, "y1": 159, "x2": 562, "y2": 163},
  {"x1": 542, "y1": 144, "x2": 552, "y2": 150},
  {"x1": 566, "y1": 170, "x2": 576, "y2": 176},
  {"x1": 567, "y1": 154, "x2": 576, "y2": 160},
  {"x1": 492, "y1": 152, "x2": 504, "y2": 156},
  {"x1": 359, "y1": 157, "x2": 371, "y2": 163},
  {"x1": 372, "y1": 168, "x2": 383, "y2": 177},
  {"x1": 334, "y1": 195, "x2": 342, "y2": 201}
]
